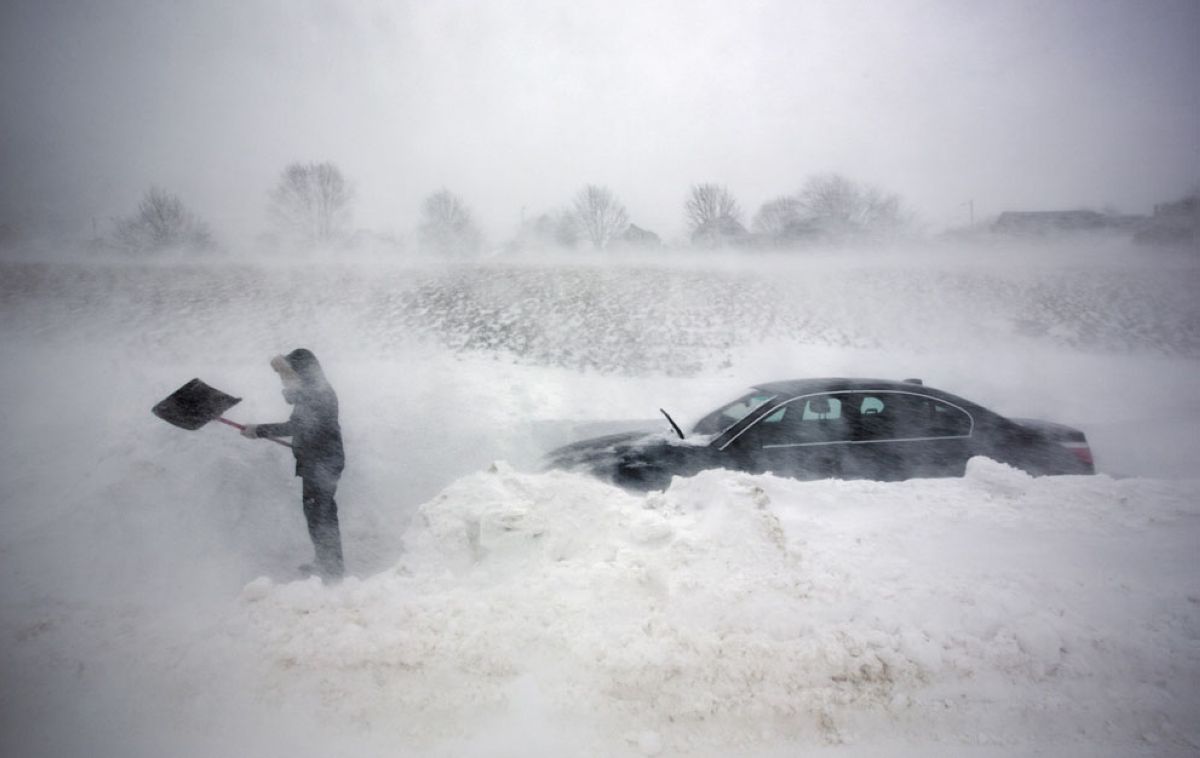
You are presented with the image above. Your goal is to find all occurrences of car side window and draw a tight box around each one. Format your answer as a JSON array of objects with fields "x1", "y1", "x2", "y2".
[
  {"x1": 744, "y1": 395, "x2": 850, "y2": 447},
  {"x1": 853, "y1": 393, "x2": 971, "y2": 440},
  {"x1": 924, "y1": 399, "x2": 972, "y2": 437},
  {"x1": 853, "y1": 394, "x2": 893, "y2": 440},
  {"x1": 692, "y1": 392, "x2": 777, "y2": 435}
]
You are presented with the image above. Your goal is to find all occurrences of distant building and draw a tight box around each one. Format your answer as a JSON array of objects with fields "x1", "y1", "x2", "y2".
[
  {"x1": 0, "y1": 222, "x2": 16, "y2": 250},
  {"x1": 1134, "y1": 194, "x2": 1199, "y2": 247},
  {"x1": 993, "y1": 210, "x2": 1110, "y2": 235},
  {"x1": 617, "y1": 223, "x2": 662, "y2": 248},
  {"x1": 505, "y1": 212, "x2": 579, "y2": 253}
]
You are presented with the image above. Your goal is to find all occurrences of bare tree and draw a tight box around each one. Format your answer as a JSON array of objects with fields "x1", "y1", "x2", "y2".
[
  {"x1": 112, "y1": 186, "x2": 213, "y2": 253},
  {"x1": 685, "y1": 183, "x2": 742, "y2": 233},
  {"x1": 752, "y1": 195, "x2": 803, "y2": 237},
  {"x1": 418, "y1": 190, "x2": 482, "y2": 256},
  {"x1": 268, "y1": 162, "x2": 353, "y2": 246},
  {"x1": 795, "y1": 173, "x2": 908, "y2": 239},
  {"x1": 571, "y1": 185, "x2": 629, "y2": 249},
  {"x1": 685, "y1": 183, "x2": 748, "y2": 246}
]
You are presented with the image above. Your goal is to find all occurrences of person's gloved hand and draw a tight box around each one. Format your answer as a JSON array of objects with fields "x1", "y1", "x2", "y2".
[{"x1": 241, "y1": 424, "x2": 258, "y2": 439}]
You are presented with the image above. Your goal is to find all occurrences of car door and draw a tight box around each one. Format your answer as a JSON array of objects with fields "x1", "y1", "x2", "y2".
[
  {"x1": 720, "y1": 394, "x2": 854, "y2": 479},
  {"x1": 845, "y1": 391, "x2": 974, "y2": 480}
]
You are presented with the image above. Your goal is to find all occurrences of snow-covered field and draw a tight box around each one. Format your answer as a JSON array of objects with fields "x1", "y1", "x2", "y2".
[{"x1": 1, "y1": 246, "x2": 1198, "y2": 757}]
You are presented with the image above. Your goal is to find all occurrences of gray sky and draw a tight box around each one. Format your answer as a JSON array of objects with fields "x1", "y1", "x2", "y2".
[{"x1": 2, "y1": 0, "x2": 1198, "y2": 243}]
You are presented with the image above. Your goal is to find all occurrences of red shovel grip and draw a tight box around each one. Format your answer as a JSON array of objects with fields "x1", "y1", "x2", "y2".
[{"x1": 217, "y1": 417, "x2": 293, "y2": 449}]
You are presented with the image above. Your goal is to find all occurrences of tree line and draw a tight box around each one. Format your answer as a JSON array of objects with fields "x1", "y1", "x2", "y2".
[{"x1": 103, "y1": 161, "x2": 913, "y2": 255}]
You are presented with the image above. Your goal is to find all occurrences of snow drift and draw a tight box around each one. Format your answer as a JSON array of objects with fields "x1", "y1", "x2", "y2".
[
  {"x1": 227, "y1": 460, "x2": 1200, "y2": 756},
  {"x1": 2, "y1": 249, "x2": 1199, "y2": 757}
]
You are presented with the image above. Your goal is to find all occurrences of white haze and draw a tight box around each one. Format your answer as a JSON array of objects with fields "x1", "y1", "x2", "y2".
[
  {"x1": 1, "y1": 242, "x2": 1199, "y2": 756},
  {"x1": 2, "y1": 0, "x2": 1198, "y2": 242},
  {"x1": 2, "y1": 0, "x2": 1199, "y2": 755}
]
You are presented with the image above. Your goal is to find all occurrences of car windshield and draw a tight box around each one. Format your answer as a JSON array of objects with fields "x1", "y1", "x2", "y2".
[{"x1": 691, "y1": 390, "x2": 778, "y2": 435}]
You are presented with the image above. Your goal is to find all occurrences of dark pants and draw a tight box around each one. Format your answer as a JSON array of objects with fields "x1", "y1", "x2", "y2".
[{"x1": 301, "y1": 472, "x2": 344, "y2": 580}]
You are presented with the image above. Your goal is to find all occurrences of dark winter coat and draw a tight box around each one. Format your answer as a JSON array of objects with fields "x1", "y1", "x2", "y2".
[{"x1": 254, "y1": 349, "x2": 345, "y2": 480}]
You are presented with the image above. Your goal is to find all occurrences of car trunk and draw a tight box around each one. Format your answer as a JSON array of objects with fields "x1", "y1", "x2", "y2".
[{"x1": 1010, "y1": 417, "x2": 1094, "y2": 471}]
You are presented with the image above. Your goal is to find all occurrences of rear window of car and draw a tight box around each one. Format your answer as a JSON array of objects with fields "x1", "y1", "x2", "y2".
[{"x1": 853, "y1": 393, "x2": 972, "y2": 440}]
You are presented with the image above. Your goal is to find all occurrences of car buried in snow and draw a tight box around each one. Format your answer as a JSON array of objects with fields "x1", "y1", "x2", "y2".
[{"x1": 545, "y1": 378, "x2": 1095, "y2": 490}]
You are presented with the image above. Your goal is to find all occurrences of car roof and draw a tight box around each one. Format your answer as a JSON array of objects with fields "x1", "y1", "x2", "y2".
[{"x1": 752, "y1": 377, "x2": 943, "y2": 397}]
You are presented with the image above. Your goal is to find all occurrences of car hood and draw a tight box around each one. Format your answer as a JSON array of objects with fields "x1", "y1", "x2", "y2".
[
  {"x1": 544, "y1": 428, "x2": 710, "y2": 490},
  {"x1": 545, "y1": 430, "x2": 662, "y2": 469}
]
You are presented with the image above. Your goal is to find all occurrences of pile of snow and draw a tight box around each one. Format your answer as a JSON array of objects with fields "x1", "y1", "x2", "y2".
[
  {"x1": 227, "y1": 460, "x2": 1200, "y2": 756},
  {"x1": 3, "y1": 252, "x2": 1200, "y2": 757}
]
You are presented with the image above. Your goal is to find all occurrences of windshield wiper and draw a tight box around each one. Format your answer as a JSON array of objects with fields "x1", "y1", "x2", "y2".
[{"x1": 660, "y1": 408, "x2": 684, "y2": 440}]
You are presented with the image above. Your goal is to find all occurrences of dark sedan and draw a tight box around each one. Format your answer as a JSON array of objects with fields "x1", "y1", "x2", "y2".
[{"x1": 546, "y1": 378, "x2": 1095, "y2": 490}]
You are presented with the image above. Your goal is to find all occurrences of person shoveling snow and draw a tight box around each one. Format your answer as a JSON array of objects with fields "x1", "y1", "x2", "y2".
[
  {"x1": 152, "y1": 348, "x2": 347, "y2": 582},
  {"x1": 241, "y1": 349, "x2": 346, "y2": 582}
]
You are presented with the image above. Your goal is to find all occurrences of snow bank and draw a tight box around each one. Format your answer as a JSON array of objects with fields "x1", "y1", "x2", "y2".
[
  {"x1": 3, "y1": 255, "x2": 1200, "y2": 757},
  {"x1": 230, "y1": 460, "x2": 1200, "y2": 756}
]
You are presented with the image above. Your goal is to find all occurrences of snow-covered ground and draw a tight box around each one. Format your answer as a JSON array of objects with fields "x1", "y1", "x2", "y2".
[{"x1": 1, "y1": 247, "x2": 1198, "y2": 757}]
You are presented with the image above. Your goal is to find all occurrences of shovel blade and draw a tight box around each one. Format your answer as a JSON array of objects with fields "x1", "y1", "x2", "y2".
[{"x1": 152, "y1": 378, "x2": 241, "y2": 430}]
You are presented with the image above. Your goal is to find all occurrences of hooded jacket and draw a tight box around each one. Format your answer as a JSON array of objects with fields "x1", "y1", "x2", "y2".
[{"x1": 254, "y1": 349, "x2": 345, "y2": 479}]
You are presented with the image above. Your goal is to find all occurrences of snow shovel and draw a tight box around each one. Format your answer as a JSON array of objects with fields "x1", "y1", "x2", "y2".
[{"x1": 152, "y1": 378, "x2": 292, "y2": 448}]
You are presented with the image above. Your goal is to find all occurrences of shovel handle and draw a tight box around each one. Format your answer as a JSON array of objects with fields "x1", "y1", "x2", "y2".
[{"x1": 217, "y1": 417, "x2": 294, "y2": 449}]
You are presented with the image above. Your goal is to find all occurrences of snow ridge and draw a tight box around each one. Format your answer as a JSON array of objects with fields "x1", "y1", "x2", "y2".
[{"x1": 236, "y1": 460, "x2": 1200, "y2": 755}]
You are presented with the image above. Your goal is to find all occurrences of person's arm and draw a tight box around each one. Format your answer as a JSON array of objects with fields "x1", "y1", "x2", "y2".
[
  {"x1": 252, "y1": 420, "x2": 295, "y2": 438},
  {"x1": 242, "y1": 404, "x2": 300, "y2": 439}
]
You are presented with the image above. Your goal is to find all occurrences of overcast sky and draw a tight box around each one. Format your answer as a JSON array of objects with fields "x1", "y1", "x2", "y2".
[{"x1": 2, "y1": 0, "x2": 1197, "y2": 244}]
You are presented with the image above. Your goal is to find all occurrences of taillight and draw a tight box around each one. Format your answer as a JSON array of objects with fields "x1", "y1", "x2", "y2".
[{"x1": 1060, "y1": 441, "x2": 1094, "y2": 468}]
